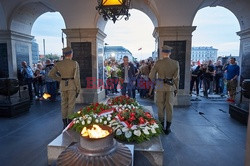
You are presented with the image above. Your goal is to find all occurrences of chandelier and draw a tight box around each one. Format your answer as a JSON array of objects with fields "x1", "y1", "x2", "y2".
[{"x1": 96, "y1": 0, "x2": 131, "y2": 23}]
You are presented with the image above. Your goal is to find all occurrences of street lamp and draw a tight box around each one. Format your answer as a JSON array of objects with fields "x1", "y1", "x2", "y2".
[{"x1": 96, "y1": 0, "x2": 131, "y2": 23}]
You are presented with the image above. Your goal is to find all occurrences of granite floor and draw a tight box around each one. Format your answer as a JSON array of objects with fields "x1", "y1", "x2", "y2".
[{"x1": 0, "y1": 94, "x2": 247, "y2": 166}]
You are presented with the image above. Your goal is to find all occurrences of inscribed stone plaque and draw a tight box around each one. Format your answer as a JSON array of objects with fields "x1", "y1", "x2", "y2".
[
  {"x1": 241, "y1": 53, "x2": 250, "y2": 79},
  {"x1": 98, "y1": 44, "x2": 104, "y2": 86},
  {"x1": 16, "y1": 43, "x2": 29, "y2": 70},
  {"x1": 164, "y1": 41, "x2": 186, "y2": 89},
  {"x1": 0, "y1": 43, "x2": 9, "y2": 78},
  {"x1": 71, "y1": 42, "x2": 92, "y2": 88}
]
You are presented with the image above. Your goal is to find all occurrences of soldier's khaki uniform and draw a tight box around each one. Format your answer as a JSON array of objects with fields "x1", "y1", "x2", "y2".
[
  {"x1": 49, "y1": 59, "x2": 80, "y2": 119},
  {"x1": 149, "y1": 57, "x2": 179, "y2": 123}
]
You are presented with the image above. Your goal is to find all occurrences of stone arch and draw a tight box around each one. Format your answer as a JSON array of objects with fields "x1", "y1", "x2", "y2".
[
  {"x1": 0, "y1": 2, "x2": 7, "y2": 30},
  {"x1": 95, "y1": 0, "x2": 159, "y2": 31},
  {"x1": 191, "y1": 0, "x2": 250, "y2": 31},
  {"x1": 8, "y1": 1, "x2": 66, "y2": 35}
]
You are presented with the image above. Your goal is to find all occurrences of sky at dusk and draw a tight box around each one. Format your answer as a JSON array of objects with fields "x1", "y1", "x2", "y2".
[{"x1": 31, "y1": 6, "x2": 240, "y2": 60}]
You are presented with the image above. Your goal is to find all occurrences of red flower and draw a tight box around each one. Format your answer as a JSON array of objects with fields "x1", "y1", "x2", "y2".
[
  {"x1": 130, "y1": 112, "x2": 135, "y2": 117},
  {"x1": 145, "y1": 113, "x2": 152, "y2": 119},
  {"x1": 129, "y1": 116, "x2": 136, "y2": 122},
  {"x1": 139, "y1": 117, "x2": 145, "y2": 124},
  {"x1": 124, "y1": 121, "x2": 132, "y2": 128},
  {"x1": 149, "y1": 120, "x2": 156, "y2": 124}
]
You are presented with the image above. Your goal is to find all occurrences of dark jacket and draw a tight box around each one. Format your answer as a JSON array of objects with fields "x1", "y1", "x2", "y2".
[{"x1": 120, "y1": 62, "x2": 136, "y2": 82}]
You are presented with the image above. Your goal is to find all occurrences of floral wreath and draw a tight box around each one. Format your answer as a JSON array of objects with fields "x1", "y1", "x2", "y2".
[{"x1": 68, "y1": 96, "x2": 163, "y2": 143}]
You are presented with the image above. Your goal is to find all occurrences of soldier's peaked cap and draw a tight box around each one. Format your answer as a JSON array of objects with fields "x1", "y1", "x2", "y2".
[
  {"x1": 162, "y1": 45, "x2": 172, "y2": 52},
  {"x1": 63, "y1": 47, "x2": 73, "y2": 55}
]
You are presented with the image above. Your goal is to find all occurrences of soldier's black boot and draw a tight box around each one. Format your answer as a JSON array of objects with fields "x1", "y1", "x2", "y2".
[
  {"x1": 67, "y1": 119, "x2": 72, "y2": 126},
  {"x1": 161, "y1": 122, "x2": 165, "y2": 130},
  {"x1": 63, "y1": 119, "x2": 68, "y2": 129},
  {"x1": 164, "y1": 122, "x2": 171, "y2": 135}
]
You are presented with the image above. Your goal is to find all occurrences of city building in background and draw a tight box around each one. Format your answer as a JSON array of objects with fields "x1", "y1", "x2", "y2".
[
  {"x1": 191, "y1": 46, "x2": 218, "y2": 63},
  {"x1": 104, "y1": 46, "x2": 135, "y2": 63},
  {"x1": 218, "y1": 55, "x2": 240, "y2": 65},
  {"x1": 32, "y1": 39, "x2": 39, "y2": 64},
  {"x1": 152, "y1": 51, "x2": 158, "y2": 61}
]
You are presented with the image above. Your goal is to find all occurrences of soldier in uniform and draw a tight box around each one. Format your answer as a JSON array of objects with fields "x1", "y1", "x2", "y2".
[
  {"x1": 149, "y1": 45, "x2": 179, "y2": 135},
  {"x1": 49, "y1": 47, "x2": 81, "y2": 129}
]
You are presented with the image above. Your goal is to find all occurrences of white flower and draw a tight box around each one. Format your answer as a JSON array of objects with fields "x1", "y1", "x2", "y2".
[
  {"x1": 104, "y1": 121, "x2": 107, "y2": 125},
  {"x1": 151, "y1": 128, "x2": 156, "y2": 134},
  {"x1": 95, "y1": 119, "x2": 99, "y2": 123},
  {"x1": 81, "y1": 120, "x2": 85, "y2": 125},
  {"x1": 143, "y1": 129, "x2": 150, "y2": 135},
  {"x1": 87, "y1": 120, "x2": 91, "y2": 124},
  {"x1": 110, "y1": 120, "x2": 116, "y2": 124},
  {"x1": 76, "y1": 120, "x2": 80, "y2": 124},
  {"x1": 108, "y1": 114, "x2": 112, "y2": 118},
  {"x1": 131, "y1": 125, "x2": 137, "y2": 130},
  {"x1": 99, "y1": 119, "x2": 103, "y2": 123},
  {"x1": 125, "y1": 131, "x2": 132, "y2": 138},
  {"x1": 133, "y1": 130, "x2": 141, "y2": 137},
  {"x1": 122, "y1": 127, "x2": 129, "y2": 132},
  {"x1": 113, "y1": 125, "x2": 120, "y2": 131},
  {"x1": 79, "y1": 117, "x2": 83, "y2": 121},
  {"x1": 116, "y1": 129, "x2": 122, "y2": 135},
  {"x1": 88, "y1": 117, "x2": 92, "y2": 121},
  {"x1": 107, "y1": 117, "x2": 111, "y2": 121},
  {"x1": 152, "y1": 123, "x2": 159, "y2": 128}
]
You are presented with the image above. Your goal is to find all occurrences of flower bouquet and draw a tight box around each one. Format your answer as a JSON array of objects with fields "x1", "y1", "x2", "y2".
[
  {"x1": 108, "y1": 96, "x2": 141, "y2": 107},
  {"x1": 110, "y1": 108, "x2": 162, "y2": 143},
  {"x1": 71, "y1": 103, "x2": 112, "y2": 116},
  {"x1": 68, "y1": 96, "x2": 162, "y2": 143},
  {"x1": 69, "y1": 112, "x2": 115, "y2": 133}
]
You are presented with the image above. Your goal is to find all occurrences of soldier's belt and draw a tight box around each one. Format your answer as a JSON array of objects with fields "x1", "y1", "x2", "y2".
[
  {"x1": 61, "y1": 78, "x2": 74, "y2": 80},
  {"x1": 157, "y1": 78, "x2": 174, "y2": 86},
  {"x1": 62, "y1": 78, "x2": 74, "y2": 86}
]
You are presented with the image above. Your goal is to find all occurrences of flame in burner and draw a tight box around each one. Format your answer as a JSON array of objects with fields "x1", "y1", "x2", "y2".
[
  {"x1": 43, "y1": 93, "x2": 51, "y2": 99},
  {"x1": 81, "y1": 125, "x2": 110, "y2": 138}
]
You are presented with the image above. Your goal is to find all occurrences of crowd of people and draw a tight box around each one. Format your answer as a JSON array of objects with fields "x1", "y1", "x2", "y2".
[
  {"x1": 18, "y1": 59, "x2": 59, "y2": 101},
  {"x1": 190, "y1": 57, "x2": 240, "y2": 102},
  {"x1": 104, "y1": 56, "x2": 156, "y2": 99}
]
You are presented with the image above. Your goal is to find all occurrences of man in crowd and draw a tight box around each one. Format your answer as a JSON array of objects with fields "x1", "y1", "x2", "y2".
[
  {"x1": 44, "y1": 59, "x2": 57, "y2": 101},
  {"x1": 214, "y1": 60, "x2": 224, "y2": 95},
  {"x1": 120, "y1": 56, "x2": 136, "y2": 98},
  {"x1": 20, "y1": 61, "x2": 34, "y2": 101},
  {"x1": 49, "y1": 47, "x2": 81, "y2": 129},
  {"x1": 138, "y1": 60, "x2": 150, "y2": 98},
  {"x1": 149, "y1": 45, "x2": 179, "y2": 135},
  {"x1": 223, "y1": 57, "x2": 240, "y2": 102},
  {"x1": 202, "y1": 60, "x2": 214, "y2": 98}
]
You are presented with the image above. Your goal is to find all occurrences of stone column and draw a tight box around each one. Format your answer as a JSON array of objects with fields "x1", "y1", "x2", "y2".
[
  {"x1": 237, "y1": 29, "x2": 250, "y2": 165},
  {"x1": 153, "y1": 26, "x2": 196, "y2": 106},
  {"x1": 0, "y1": 30, "x2": 33, "y2": 78},
  {"x1": 63, "y1": 28, "x2": 106, "y2": 104},
  {"x1": 246, "y1": 105, "x2": 250, "y2": 166}
]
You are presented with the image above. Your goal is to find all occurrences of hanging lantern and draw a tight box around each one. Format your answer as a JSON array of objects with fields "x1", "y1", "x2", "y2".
[{"x1": 96, "y1": 0, "x2": 131, "y2": 23}]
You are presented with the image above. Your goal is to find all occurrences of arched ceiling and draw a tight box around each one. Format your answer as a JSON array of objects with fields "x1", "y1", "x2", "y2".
[
  {"x1": 9, "y1": 1, "x2": 58, "y2": 34},
  {"x1": 193, "y1": 0, "x2": 250, "y2": 31},
  {"x1": 2, "y1": 0, "x2": 250, "y2": 35}
]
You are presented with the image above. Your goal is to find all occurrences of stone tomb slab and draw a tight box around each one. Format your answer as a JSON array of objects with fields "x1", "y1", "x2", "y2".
[{"x1": 47, "y1": 106, "x2": 163, "y2": 165}]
